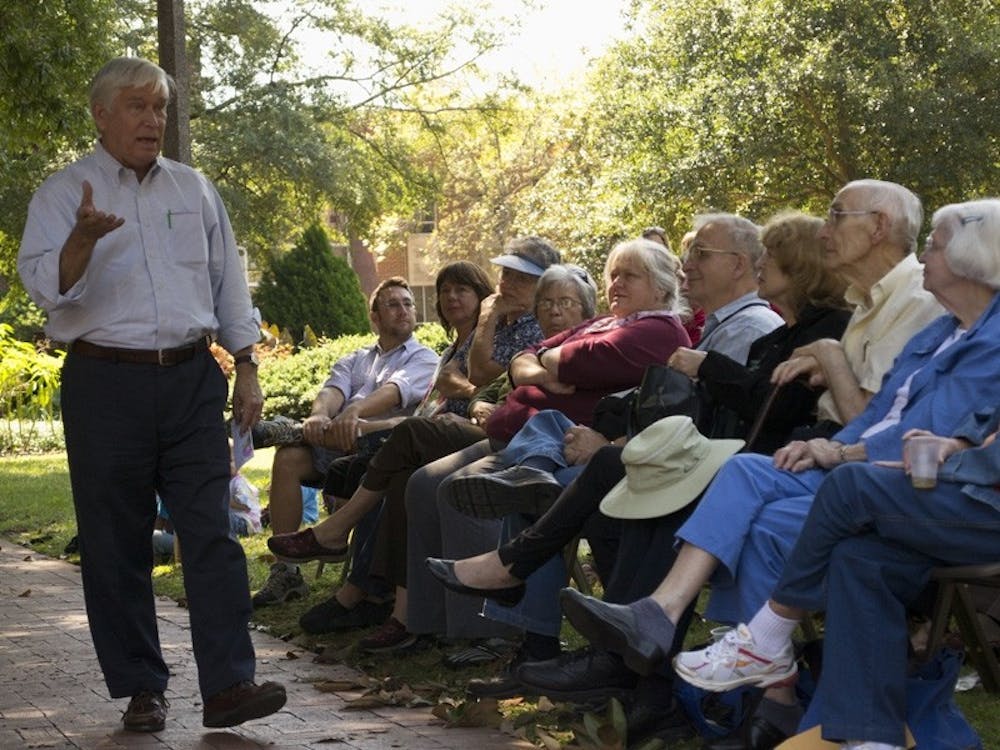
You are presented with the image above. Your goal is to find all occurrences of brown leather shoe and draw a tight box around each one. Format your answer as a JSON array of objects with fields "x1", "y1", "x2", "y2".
[
  {"x1": 122, "y1": 691, "x2": 168, "y2": 732},
  {"x1": 202, "y1": 680, "x2": 286, "y2": 728}
]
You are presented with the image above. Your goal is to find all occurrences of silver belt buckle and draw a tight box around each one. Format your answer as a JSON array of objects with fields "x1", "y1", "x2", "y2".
[{"x1": 158, "y1": 348, "x2": 169, "y2": 366}]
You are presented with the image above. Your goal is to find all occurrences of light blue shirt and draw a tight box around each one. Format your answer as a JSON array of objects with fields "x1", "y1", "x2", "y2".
[
  {"x1": 697, "y1": 292, "x2": 784, "y2": 364},
  {"x1": 323, "y1": 337, "x2": 439, "y2": 415},
  {"x1": 18, "y1": 141, "x2": 259, "y2": 354}
]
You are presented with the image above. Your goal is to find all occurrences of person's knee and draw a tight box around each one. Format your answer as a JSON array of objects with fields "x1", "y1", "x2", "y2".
[{"x1": 272, "y1": 446, "x2": 317, "y2": 480}]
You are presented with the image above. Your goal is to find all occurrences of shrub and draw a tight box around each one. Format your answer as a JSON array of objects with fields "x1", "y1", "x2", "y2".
[
  {"x1": 0, "y1": 324, "x2": 65, "y2": 454},
  {"x1": 254, "y1": 224, "x2": 370, "y2": 342},
  {"x1": 257, "y1": 333, "x2": 377, "y2": 419},
  {"x1": 413, "y1": 322, "x2": 451, "y2": 355},
  {"x1": 0, "y1": 288, "x2": 48, "y2": 343}
]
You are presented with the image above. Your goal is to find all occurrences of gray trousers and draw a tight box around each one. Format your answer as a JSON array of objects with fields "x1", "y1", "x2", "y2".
[{"x1": 405, "y1": 443, "x2": 519, "y2": 640}]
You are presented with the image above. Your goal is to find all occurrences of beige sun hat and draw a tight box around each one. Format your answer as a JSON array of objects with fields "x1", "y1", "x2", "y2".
[{"x1": 599, "y1": 415, "x2": 745, "y2": 520}]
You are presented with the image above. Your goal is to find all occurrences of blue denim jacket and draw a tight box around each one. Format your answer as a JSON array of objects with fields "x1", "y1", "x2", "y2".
[
  {"x1": 940, "y1": 407, "x2": 1000, "y2": 512},
  {"x1": 834, "y1": 292, "x2": 1000, "y2": 462}
]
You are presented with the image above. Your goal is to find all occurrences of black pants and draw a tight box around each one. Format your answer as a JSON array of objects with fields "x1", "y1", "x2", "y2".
[
  {"x1": 61, "y1": 349, "x2": 255, "y2": 700},
  {"x1": 497, "y1": 444, "x2": 624, "y2": 583},
  {"x1": 357, "y1": 416, "x2": 487, "y2": 587}
]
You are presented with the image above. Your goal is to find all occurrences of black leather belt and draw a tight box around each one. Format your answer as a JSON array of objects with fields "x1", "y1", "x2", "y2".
[{"x1": 70, "y1": 336, "x2": 211, "y2": 366}]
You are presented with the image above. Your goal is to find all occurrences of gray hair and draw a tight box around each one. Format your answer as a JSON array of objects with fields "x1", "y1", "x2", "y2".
[
  {"x1": 604, "y1": 238, "x2": 685, "y2": 315},
  {"x1": 693, "y1": 213, "x2": 766, "y2": 266},
  {"x1": 504, "y1": 236, "x2": 561, "y2": 272},
  {"x1": 844, "y1": 179, "x2": 923, "y2": 254},
  {"x1": 535, "y1": 264, "x2": 599, "y2": 319},
  {"x1": 933, "y1": 199, "x2": 1000, "y2": 290},
  {"x1": 90, "y1": 57, "x2": 172, "y2": 111}
]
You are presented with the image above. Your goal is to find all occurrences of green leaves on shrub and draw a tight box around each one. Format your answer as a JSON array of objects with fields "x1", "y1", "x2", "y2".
[
  {"x1": 0, "y1": 324, "x2": 65, "y2": 454},
  {"x1": 254, "y1": 223, "x2": 370, "y2": 343}
]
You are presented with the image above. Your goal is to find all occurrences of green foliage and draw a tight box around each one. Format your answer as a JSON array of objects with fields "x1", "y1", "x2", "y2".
[
  {"x1": 0, "y1": 287, "x2": 48, "y2": 342},
  {"x1": 0, "y1": 324, "x2": 64, "y2": 454},
  {"x1": 574, "y1": 0, "x2": 1000, "y2": 237},
  {"x1": 256, "y1": 333, "x2": 376, "y2": 420},
  {"x1": 0, "y1": 1, "x2": 123, "y2": 284},
  {"x1": 413, "y1": 321, "x2": 451, "y2": 355},
  {"x1": 254, "y1": 223, "x2": 370, "y2": 342}
]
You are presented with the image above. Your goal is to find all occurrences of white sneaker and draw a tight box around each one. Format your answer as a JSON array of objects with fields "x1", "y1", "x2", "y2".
[{"x1": 672, "y1": 623, "x2": 797, "y2": 691}]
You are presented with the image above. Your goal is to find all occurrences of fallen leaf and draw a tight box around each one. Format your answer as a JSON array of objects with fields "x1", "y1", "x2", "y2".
[
  {"x1": 343, "y1": 693, "x2": 394, "y2": 709},
  {"x1": 19, "y1": 589, "x2": 31, "y2": 597},
  {"x1": 431, "y1": 697, "x2": 502, "y2": 728},
  {"x1": 285, "y1": 651, "x2": 300, "y2": 660},
  {"x1": 22, "y1": 555, "x2": 33, "y2": 562},
  {"x1": 313, "y1": 679, "x2": 367, "y2": 693},
  {"x1": 536, "y1": 695, "x2": 556, "y2": 712}
]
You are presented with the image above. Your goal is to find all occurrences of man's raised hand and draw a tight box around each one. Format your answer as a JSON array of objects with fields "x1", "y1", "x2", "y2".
[{"x1": 75, "y1": 180, "x2": 124, "y2": 240}]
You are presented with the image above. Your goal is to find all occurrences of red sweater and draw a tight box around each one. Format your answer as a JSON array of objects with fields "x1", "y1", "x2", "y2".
[{"x1": 485, "y1": 313, "x2": 690, "y2": 443}]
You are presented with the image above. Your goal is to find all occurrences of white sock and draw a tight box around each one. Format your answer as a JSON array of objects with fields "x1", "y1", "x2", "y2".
[
  {"x1": 747, "y1": 603, "x2": 798, "y2": 656},
  {"x1": 843, "y1": 743, "x2": 906, "y2": 750}
]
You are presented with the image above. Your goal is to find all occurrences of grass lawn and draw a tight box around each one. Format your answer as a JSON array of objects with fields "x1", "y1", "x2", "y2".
[{"x1": 1, "y1": 449, "x2": 997, "y2": 748}]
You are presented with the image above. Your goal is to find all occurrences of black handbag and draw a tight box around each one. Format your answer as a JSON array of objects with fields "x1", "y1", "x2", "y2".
[{"x1": 628, "y1": 364, "x2": 703, "y2": 437}]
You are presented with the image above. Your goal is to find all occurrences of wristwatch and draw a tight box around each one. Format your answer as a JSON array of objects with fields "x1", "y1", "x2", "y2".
[{"x1": 234, "y1": 352, "x2": 259, "y2": 368}]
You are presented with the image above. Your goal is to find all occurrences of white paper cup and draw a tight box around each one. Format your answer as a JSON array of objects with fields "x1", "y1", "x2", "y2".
[{"x1": 905, "y1": 436, "x2": 940, "y2": 489}]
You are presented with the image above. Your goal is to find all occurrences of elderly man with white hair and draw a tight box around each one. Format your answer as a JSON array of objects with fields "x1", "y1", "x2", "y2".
[
  {"x1": 18, "y1": 57, "x2": 284, "y2": 733},
  {"x1": 771, "y1": 179, "x2": 944, "y2": 429}
]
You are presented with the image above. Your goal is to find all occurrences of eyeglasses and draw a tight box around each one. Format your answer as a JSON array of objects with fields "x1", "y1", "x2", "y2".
[
  {"x1": 537, "y1": 297, "x2": 583, "y2": 311},
  {"x1": 827, "y1": 207, "x2": 878, "y2": 224},
  {"x1": 380, "y1": 300, "x2": 415, "y2": 311},
  {"x1": 682, "y1": 245, "x2": 739, "y2": 264}
]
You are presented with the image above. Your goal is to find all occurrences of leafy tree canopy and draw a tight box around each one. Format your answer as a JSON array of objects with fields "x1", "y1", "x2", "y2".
[{"x1": 578, "y1": 0, "x2": 1000, "y2": 238}]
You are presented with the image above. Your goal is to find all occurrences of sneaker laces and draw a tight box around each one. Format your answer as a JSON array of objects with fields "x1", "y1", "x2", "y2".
[
  {"x1": 257, "y1": 566, "x2": 300, "y2": 597},
  {"x1": 700, "y1": 624, "x2": 754, "y2": 667}
]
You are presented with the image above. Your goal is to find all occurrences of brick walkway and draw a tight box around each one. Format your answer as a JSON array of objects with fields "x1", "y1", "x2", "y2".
[{"x1": 0, "y1": 538, "x2": 532, "y2": 750}]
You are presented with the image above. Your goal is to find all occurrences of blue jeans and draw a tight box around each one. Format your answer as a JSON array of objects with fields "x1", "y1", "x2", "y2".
[
  {"x1": 482, "y1": 513, "x2": 566, "y2": 637},
  {"x1": 774, "y1": 463, "x2": 1000, "y2": 745},
  {"x1": 497, "y1": 409, "x2": 586, "y2": 486}
]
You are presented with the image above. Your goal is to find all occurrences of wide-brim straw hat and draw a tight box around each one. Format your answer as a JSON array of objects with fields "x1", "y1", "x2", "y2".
[{"x1": 600, "y1": 415, "x2": 744, "y2": 520}]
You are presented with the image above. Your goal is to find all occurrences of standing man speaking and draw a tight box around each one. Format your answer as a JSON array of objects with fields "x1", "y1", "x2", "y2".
[{"x1": 18, "y1": 57, "x2": 285, "y2": 733}]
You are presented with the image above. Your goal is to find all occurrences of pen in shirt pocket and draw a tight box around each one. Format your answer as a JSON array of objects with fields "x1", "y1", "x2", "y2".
[{"x1": 166, "y1": 209, "x2": 198, "y2": 228}]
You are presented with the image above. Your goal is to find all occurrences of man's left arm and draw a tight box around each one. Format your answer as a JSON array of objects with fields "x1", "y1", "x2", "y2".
[{"x1": 202, "y1": 183, "x2": 262, "y2": 433}]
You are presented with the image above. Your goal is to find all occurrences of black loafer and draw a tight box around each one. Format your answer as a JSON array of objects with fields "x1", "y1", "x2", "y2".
[
  {"x1": 516, "y1": 647, "x2": 637, "y2": 703},
  {"x1": 122, "y1": 691, "x2": 168, "y2": 733},
  {"x1": 425, "y1": 557, "x2": 526, "y2": 607}
]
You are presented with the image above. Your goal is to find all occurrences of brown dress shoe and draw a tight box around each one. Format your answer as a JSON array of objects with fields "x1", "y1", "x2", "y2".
[
  {"x1": 122, "y1": 691, "x2": 168, "y2": 732},
  {"x1": 202, "y1": 680, "x2": 287, "y2": 728}
]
